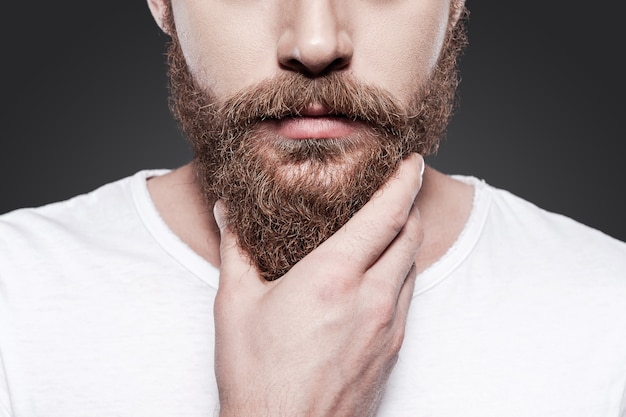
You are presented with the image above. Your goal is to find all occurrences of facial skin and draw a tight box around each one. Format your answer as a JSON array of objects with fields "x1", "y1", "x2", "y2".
[
  {"x1": 160, "y1": 0, "x2": 464, "y2": 106},
  {"x1": 150, "y1": 0, "x2": 468, "y2": 281}
]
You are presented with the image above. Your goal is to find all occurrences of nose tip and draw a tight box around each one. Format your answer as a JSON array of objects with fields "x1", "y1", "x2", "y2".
[
  {"x1": 278, "y1": 30, "x2": 353, "y2": 77},
  {"x1": 277, "y1": 3, "x2": 353, "y2": 77}
]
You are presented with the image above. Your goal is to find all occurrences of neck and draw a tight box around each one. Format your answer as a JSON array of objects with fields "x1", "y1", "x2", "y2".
[{"x1": 147, "y1": 161, "x2": 474, "y2": 275}]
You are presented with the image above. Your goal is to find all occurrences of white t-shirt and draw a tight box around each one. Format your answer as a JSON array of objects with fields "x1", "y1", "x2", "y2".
[{"x1": 1, "y1": 170, "x2": 625, "y2": 417}]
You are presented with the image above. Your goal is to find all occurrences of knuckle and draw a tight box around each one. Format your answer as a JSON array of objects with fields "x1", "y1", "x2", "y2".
[
  {"x1": 307, "y1": 259, "x2": 359, "y2": 303},
  {"x1": 315, "y1": 272, "x2": 358, "y2": 304},
  {"x1": 389, "y1": 326, "x2": 406, "y2": 355},
  {"x1": 367, "y1": 296, "x2": 396, "y2": 329},
  {"x1": 382, "y1": 205, "x2": 408, "y2": 235}
]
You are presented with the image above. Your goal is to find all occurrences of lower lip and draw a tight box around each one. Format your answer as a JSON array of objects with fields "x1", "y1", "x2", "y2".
[{"x1": 274, "y1": 117, "x2": 359, "y2": 139}]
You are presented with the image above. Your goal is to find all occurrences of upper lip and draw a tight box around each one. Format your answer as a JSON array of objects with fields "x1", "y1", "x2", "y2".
[{"x1": 298, "y1": 103, "x2": 334, "y2": 117}]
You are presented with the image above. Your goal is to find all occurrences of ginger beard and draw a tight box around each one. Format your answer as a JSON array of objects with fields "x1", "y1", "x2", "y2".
[{"x1": 165, "y1": 9, "x2": 468, "y2": 281}]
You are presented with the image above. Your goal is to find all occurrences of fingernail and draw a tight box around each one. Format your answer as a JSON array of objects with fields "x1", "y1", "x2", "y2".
[
  {"x1": 411, "y1": 153, "x2": 425, "y2": 178},
  {"x1": 213, "y1": 200, "x2": 226, "y2": 230}
]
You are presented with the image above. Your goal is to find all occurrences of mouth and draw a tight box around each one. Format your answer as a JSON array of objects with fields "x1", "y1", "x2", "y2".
[{"x1": 269, "y1": 103, "x2": 363, "y2": 140}]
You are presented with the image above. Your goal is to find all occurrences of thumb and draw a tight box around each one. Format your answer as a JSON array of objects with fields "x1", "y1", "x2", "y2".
[{"x1": 213, "y1": 200, "x2": 261, "y2": 291}]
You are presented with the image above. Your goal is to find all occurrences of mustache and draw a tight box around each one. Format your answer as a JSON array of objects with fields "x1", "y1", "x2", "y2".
[{"x1": 206, "y1": 72, "x2": 416, "y2": 135}]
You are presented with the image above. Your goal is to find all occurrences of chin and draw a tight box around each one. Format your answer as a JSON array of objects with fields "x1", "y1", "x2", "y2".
[{"x1": 257, "y1": 136, "x2": 376, "y2": 187}]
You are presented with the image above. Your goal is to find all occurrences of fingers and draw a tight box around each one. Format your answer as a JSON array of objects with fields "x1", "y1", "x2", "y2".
[
  {"x1": 387, "y1": 263, "x2": 417, "y2": 352},
  {"x1": 367, "y1": 197, "x2": 423, "y2": 301},
  {"x1": 214, "y1": 201, "x2": 264, "y2": 294},
  {"x1": 395, "y1": 263, "x2": 418, "y2": 325},
  {"x1": 315, "y1": 153, "x2": 424, "y2": 274},
  {"x1": 215, "y1": 152, "x2": 425, "y2": 300}
]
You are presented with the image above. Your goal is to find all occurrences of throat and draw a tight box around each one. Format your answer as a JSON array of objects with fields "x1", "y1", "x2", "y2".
[{"x1": 412, "y1": 166, "x2": 475, "y2": 275}]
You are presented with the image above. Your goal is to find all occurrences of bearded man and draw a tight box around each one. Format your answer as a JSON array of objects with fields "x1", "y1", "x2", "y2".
[{"x1": 0, "y1": 1, "x2": 625, "y2": 416}]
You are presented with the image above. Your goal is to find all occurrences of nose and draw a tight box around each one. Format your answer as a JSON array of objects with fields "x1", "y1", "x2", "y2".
[{"x1": 277, "y1": 0, "x2": 353, "y2": 77}]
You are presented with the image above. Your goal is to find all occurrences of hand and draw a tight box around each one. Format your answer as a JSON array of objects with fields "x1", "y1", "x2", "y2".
[{"x1": 213, "y1": 153, "x2": 425, "y2": 417}]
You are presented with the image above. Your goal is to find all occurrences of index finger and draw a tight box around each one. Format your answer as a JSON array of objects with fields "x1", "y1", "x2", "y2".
[
  {"x1": 214, "y1": 200, "x2": 266, "y2": 295},
  {"x1": 314, "y1": 153, "x2": 424, "y2": 273}
]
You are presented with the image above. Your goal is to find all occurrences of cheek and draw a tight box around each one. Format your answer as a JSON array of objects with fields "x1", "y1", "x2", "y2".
[
  {"x1": 171, "y1": 2, "x2": 278, "y2": 96},
  {"x1": 353, "y1": 4, "x2": 450, "y2": 103}
]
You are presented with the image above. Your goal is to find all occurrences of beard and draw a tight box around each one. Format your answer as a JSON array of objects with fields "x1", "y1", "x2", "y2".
[{"x1": 163, "y1": 8, "x2": 468, "y2": 281}]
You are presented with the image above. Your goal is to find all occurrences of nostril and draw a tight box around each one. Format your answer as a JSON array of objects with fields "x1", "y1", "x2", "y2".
[
  {"x1": 282, "y1": 56, "x2": 349, "y2": 78},
  {"x1": 329, "y1": 57, "x2": 349, "y2": 72},
  {"x1": 287, "y1": 59, "x2": 305, "y2": 71}
]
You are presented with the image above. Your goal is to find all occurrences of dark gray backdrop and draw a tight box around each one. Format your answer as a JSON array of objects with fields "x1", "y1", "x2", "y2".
[{"x1": 3, "y1": 1, "x2": 624, "y2": 242}]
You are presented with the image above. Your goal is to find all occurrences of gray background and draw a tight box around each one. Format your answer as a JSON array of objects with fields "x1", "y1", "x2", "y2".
[{"x1": 2, "y1": 1, "x2": 624, "y2": 242}]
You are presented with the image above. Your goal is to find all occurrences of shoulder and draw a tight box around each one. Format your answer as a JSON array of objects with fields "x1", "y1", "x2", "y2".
[
  {"x1": 464, "y1": 177, "x2": 626, "y2": 285},
  {"x1": 0, "y1": 169, "x2": 169, "y2": 271},
  {"x1": 2, "y1": 171, "x2": 145, "y2": 237},
  {"x1": 485, "y1": 180, "x2": 625, "y2": 251}
]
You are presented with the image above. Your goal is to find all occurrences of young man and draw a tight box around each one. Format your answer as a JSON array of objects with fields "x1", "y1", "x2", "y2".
[{"x1": 1, "y1": 1, "x2": 625, "y2": 416}]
